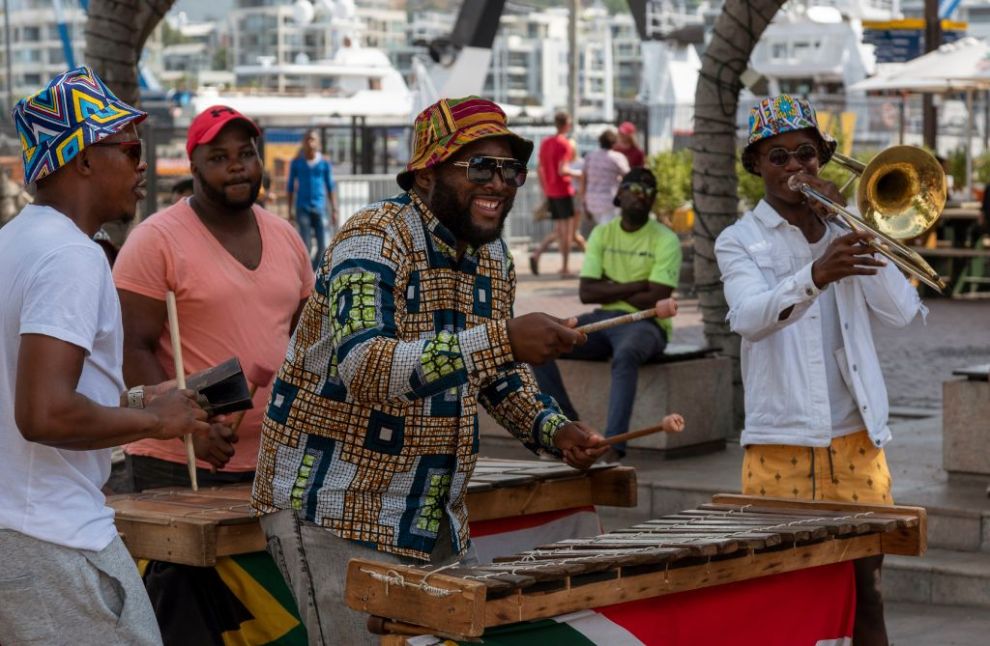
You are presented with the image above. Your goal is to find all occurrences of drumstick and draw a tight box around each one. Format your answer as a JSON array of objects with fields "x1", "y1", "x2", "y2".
[
  {"x1": 166, "y1": 291, "x2": 198, "y2": 492},
  {"x1": 604, "y1": 419, "x2": 683, "y2": 447},
  {"x1": 228, "y1": 363, "x2": 276, "y2": 434},
  {"x1": 575, "y1": 298, "x2": 678, "y2": 334}
]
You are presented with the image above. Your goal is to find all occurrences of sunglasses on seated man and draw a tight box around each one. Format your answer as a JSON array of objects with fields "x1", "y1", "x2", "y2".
[
  {"x1": 451, "y1": 155, "x2": 528, "y2": 187},
  {"x1": 765, "y1": 143, "x2": 819, "y2": 167},
  {"x1": 619, "y1": 181, "x2": 655, "y2": 197}
]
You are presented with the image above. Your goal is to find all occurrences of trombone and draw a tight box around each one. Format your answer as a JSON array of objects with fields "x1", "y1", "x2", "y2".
[{"x1": 787, "y1": 145, "x2": 948, "y2": 292}]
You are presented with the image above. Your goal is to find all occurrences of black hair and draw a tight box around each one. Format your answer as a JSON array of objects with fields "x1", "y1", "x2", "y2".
[
  {"x1": 598, "y1": 129, "x2": 617, "y2": 150},
  {"x1": 171, "y1": 177, "x2": 194, "y2": 195}
]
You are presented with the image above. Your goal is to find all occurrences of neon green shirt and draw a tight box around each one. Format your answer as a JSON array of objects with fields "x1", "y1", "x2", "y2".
[{"x1": 579, "y1": 218, "x2": 682, "y2": 337}]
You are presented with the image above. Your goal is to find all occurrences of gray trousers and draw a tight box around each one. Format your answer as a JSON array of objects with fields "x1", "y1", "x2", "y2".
[
  {"x1": 0, "y1": 530, "x2": 161, "y2": 646},
  {"x1": 261, "y1": 509, "x2": 476, "y2": 646}
]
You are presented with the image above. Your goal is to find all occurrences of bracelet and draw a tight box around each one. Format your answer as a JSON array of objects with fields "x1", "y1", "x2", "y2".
[{"x1": 126, "y1": 386, "x2": 145, "y2": 409}]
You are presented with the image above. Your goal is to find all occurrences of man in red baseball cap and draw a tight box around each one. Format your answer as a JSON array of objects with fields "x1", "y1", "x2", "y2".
[
  {"x1": 113, "y1": 105, "x2": 314, "y2": 496},
  {"x1": 615, "y1": 120, "x2": 645, "y2": 168}
]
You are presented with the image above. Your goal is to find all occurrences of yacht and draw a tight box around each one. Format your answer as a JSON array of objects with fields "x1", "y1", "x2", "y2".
[{"x1": 190, "y1": 43, "x2": 413, "y2": 126}]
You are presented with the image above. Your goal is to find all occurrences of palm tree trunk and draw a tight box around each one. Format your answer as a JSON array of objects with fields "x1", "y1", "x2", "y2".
[
  {"x1": 84, "y1": 0, "x2": 175, "y2": 245},
  {"x1": 84, "y1": 0, "x2": 175, "y2": 106},
  {"x1": 691, "y1": 0, "x2": 786, "y2": 432}
]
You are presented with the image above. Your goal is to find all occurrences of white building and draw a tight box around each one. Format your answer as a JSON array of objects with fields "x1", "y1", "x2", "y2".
[
  {"x1": 0, "y1": 0, "x2": 86, "y2": 107},
  {"x1": 160, "y1": 17, "x2": 224, "y2": 84},
  {"x1": 228, "y1": 0, "x2": 404, "y2": 74},
  {"x1": 750, "y1": 0, "x2": 902, "y2": 96}
]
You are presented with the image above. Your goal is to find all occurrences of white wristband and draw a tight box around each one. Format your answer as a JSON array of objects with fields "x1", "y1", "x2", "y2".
[{"x1": 126, "y1": 386, "x2": 145, "y2": 409}]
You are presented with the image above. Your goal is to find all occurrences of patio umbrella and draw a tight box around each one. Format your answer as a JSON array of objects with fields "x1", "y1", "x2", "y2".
[
  {"x1": 850, "y1": 38, "x2": 990, "y2": 196},
  {"x1": 850, "y1": 37, "x2": 990, "y2": 93}
]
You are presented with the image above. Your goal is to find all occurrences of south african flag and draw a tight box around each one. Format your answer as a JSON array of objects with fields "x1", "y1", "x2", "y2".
[{"x1": 139, "y1": 553, "x2": 307, "y2": 645}]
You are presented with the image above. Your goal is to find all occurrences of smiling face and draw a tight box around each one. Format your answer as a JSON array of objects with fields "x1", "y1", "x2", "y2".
[
  {"x1": 422, "y1": 137, "x2": 519, "y2": 248},
  {"x1": 190, "y1": 122, "x2": 263, "y2": 211},
  {"x1": 753, "y1": 129, "x2": 822, "y2": 208},
  {"x1": 86, "y1": 123, "x2": 148, "y2": 223}
]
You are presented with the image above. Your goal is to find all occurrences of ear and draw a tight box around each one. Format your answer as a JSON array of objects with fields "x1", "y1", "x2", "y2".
[
  {"x1": 73, "y1": 148, "x2": 94, "y2": 177},
  {"x1": 413, "y1": 168, "x2": 434, "y2": 193}
]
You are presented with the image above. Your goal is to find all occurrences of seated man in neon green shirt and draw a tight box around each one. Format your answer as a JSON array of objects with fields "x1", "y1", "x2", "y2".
[{"x1": 532, "y1": 168, "x2": 682, "y2": 462}]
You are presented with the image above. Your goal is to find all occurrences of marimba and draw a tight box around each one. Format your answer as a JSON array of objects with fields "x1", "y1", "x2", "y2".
[
  {"x1": 346, "y1": 495, "x2": 926, "y2": 644},
  {"x1": 109, "y1": 459, "x2": 637, "y2": 566}
]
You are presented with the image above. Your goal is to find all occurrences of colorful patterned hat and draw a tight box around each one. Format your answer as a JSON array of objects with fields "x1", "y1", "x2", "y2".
[
  {"x1": 397, "y1": 96, "x2": 534, "y2": 190},
  {"x1": 11, "y1": 66, "x2": 147, "y2": 185},
  {"x1": 741, "y1": 94, "x2": 836, "y2": 175}
]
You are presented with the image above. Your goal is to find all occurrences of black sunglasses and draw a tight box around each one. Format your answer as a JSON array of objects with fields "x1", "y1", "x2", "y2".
[
  {"x1": 451, "y1": 155, "x2": 528, "y2": 187},
  {"x1": 765, "y1": 143, "x2": 818, "y2": 167},
  {"x1": 619, "y1": 181, "x2": 654, "y2": 197},
  {"x1": 89, "y1": 139, "x2": 143, "y2": 165}
]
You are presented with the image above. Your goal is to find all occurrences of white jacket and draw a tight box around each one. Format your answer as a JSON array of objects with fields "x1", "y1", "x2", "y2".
[{"x1": 714, "y1": 200, "x2": 926, "y2": 448}]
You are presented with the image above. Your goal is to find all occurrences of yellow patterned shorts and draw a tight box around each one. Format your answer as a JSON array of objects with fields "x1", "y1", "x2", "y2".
[{"x1": 741, "y1": 430, "x2": 893, "y2": 504}]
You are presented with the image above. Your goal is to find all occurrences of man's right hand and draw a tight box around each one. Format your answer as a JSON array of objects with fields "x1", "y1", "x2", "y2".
[
  {"x1": 811, "y1": 231, "x2": 887, "y2": 288},
  {"x1": 193, "y1": 423, "x2": 238, "y2": 469},
  {"x1": 507, "y1": 313, "x2": 586, "y2": 365},
  {"x1": 145, "y1": 389, "x2": 210, "y2": 440}
]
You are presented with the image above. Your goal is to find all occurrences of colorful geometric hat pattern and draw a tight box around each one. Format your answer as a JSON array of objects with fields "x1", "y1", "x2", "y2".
[
  {"x1": 397, "y1": 96, "x2": 534, "y2": 190},
  {"x1": 741, "y1": 94, "x2": 837, "y2": 175},
  {"x1": 11, "y1": 66, "x2": 147, "y2": 184}
]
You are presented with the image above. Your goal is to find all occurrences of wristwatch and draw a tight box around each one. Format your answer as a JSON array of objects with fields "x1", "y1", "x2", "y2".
[{"x1": 126, "y1": 386, "x2": 145, "y2": 409}]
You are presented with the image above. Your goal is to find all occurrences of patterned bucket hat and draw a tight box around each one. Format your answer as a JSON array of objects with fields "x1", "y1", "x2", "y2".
[
  {"x1": 397, "y1": 96, "x2": 534, "y2": 190},
  {"x1": 741, "y1": 94, "x2": 836, "y2": 175},
  {"x1": 11, "y1": 66, "x2": 147, "y2": 184}
]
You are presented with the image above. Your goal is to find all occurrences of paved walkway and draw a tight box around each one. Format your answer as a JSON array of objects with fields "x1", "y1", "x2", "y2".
[{"x1": 499, "y1": 248, "x2": 990, "y2": 643}]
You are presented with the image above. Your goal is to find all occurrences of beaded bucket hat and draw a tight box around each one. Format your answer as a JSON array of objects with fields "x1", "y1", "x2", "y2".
[{"x1": 741, "y1": 94, "x2": 836, "y2": 176}]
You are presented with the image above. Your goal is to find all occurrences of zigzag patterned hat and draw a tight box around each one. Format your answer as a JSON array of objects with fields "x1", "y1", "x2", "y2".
[{"x1": 12, "y1": 66, "x2": 147, "y2": 184}]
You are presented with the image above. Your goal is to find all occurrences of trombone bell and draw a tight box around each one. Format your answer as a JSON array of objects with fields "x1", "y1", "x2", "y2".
[
  {"x1": 853, "y1": 146, "x2": 947, "y2": 240},
  {"x1": 788, "y1": 144, "x2": 949, "y2": 292}
]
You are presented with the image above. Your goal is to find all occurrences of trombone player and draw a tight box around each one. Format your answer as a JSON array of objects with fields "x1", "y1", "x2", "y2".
[{"x1": 715, "y1": 95, "x2": 928, "y2": 646}]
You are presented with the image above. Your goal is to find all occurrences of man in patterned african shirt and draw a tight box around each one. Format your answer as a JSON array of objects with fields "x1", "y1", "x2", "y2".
[{"x1": 252, "y1": 96, "x2": 608, "y2": 645}]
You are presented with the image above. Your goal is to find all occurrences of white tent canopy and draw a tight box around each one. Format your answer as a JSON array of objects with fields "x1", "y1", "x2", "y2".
[
  {"x1": 850, "y1": 37, "x2": 990, "y2": 196},
  {"x1": 849, "y1": 37, "x2": 990, "y2": 93}
]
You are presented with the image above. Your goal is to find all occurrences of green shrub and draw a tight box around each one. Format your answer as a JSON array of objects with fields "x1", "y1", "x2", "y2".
[{"x1": 647, "y1": 150, "x2": 693, "y2": 216}]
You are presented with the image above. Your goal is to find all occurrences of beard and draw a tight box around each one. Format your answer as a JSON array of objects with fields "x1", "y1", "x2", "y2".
[
  {"x1": 429, "y1": 174, "x2": 514, "y2": 248},
  {"x1": 623, "y1": 207, "x2": 650, "y2": 228},
  {"x1": 194, "y1": 169, "x2": 261, "y2": 210}
]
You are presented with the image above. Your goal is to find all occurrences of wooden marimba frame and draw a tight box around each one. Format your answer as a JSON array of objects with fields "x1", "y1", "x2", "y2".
[
  {"x1": 345, "y1": 495, "x2": 927, "y2": 643},
  {"x1": 108, "y1": 459, "x2": 637, "y2": 566}
]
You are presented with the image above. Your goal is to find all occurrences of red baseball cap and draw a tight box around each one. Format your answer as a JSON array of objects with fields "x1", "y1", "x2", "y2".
[
  {"x1": 618, "y1": 121, "x2": 637, "y2": 136},
  {"x1": 186, "y1": 105, "x2": 261, "y2": 158}
]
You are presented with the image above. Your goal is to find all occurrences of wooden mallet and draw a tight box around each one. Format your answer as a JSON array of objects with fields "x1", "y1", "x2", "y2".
[
  {"x1": 603, "y1": 418, "x2": 684, "y2": 447},
  {"x1": 575, "y1": 297, "x2": 678, "y2": 335},
  {"x1": 228, "y1": 363, "x2": 276, "y2": 434},
  {"x1": 165, "y1": 291, "x2": 198, "y2": 491}
]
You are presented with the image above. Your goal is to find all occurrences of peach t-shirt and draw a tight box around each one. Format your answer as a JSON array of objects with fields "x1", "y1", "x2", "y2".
[{"x1": 113, "y1": 199, "x2": 314, "y2": 472}]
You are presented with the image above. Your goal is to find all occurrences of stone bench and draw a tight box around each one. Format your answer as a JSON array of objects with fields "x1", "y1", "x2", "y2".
[
  {"x1": 943, "y1": 364, "x2": 990, "y2": 477},
  {"x1": 479, "y1": 344, "x2": 733, "y2": 455}
]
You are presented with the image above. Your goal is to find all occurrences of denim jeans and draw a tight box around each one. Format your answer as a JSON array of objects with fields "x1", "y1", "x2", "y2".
[
  {"x1": 531, "y1": 309, "x2": 667, "y2": 455},
  {"x1": 296, "y1": 206, "x2": 327, "y2": 270},
  {"x1": 260, "y1": 509, "x2": 477, "y2": 646}
]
